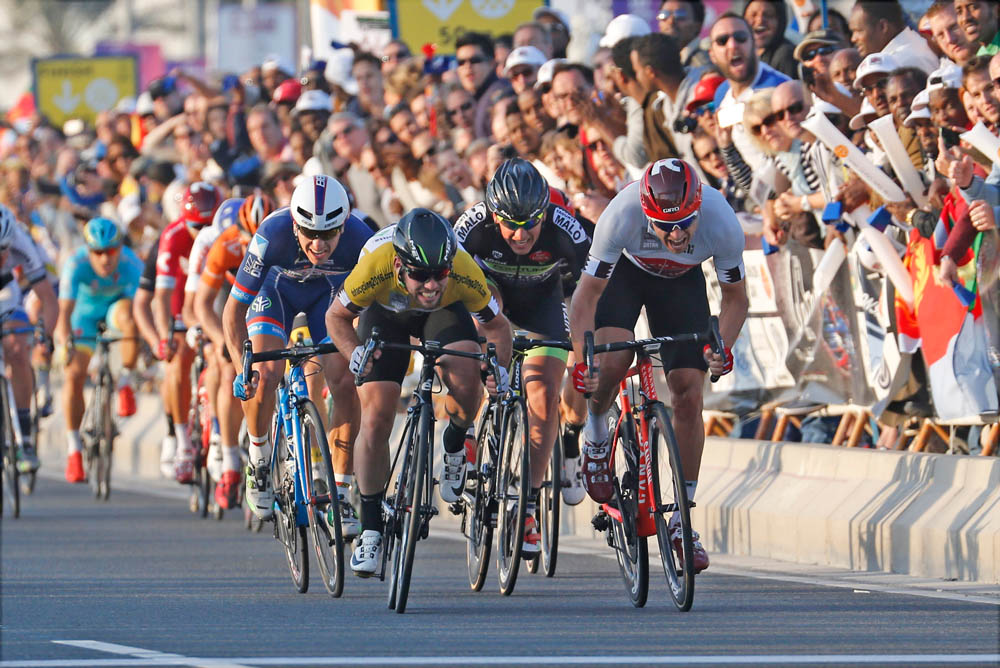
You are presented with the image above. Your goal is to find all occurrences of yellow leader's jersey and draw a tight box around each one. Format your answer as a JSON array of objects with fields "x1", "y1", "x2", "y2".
[{"x1": 337, "y1": 225, "x2": 500, "y2": 322}]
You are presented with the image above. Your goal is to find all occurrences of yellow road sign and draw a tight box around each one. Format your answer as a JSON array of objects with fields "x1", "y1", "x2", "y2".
[
  {"x1": 33, "y1": 56, "x2": 138, "y2": 127},
  {"x1": 390, "y1": 0, "x2": 540, "y2": 54}
]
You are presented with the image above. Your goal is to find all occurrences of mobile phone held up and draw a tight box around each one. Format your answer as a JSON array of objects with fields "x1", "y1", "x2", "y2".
[{"x1": 940, "y1": 127, "x2": 961, "y2": 150}]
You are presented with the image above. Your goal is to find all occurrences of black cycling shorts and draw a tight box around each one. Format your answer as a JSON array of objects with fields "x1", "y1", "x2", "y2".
[
  {"x1": 494, "y1": 279, "x2": 569, "y2": 340},
  {"x1": 357, "y1": 302, "x2": 479, "y2": 384},
  {"x1": 594, "y1": 258, "x2": 709, "y2": 372}
]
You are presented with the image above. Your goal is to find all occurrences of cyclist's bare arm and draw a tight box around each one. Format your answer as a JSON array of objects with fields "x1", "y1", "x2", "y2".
[
  {"x1": 479, "y1": 311, "x2": 512, "y2": 370},
  {"x1": 152, "y1": 286, "x2": 174, "y2": 342},
  {"x1": 568, "y1": 272, "x2": 608, "y2": 361},
  {"x1": 717, "y1": 279, "x2": 749, "y2": 353},
  {"x1": 222, "y1": 295, "x2": 251, "y2": 375},
  {"x1": 132, "y1": 289, "x2": 160, "y2": 352},
  {"x1": 181, "y1": 289, "x2": 198, "y2": 331},
  {"x1": 194, "y1": 282, "x2": 224, "y2": 350},
  {"x1": 54, "y1": 298, "x2": 75, "y2": 348},
  {"x1": 324, "y1": 298, "x2": 363, "y2": 364},
  {"x1": 29, "y1": 279, "x2": 58, "y2": 336}
]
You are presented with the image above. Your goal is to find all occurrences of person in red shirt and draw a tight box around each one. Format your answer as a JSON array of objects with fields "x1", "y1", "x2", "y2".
[{"x1": 154, "y1": 182, "x2": 222, "y2": 483}]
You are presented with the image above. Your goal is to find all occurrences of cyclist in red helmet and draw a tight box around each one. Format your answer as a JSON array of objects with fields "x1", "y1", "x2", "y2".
[
  {"x1": 569, "y1": 157, "x2": 749, "y2": 575},
  {"x1": 153, "y1": 181, "x2": 222, "y2": 483}
]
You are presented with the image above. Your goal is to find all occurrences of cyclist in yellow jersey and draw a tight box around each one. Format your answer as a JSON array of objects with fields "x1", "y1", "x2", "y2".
[{"x1": 326, "y1": 208, "x2": 512, "y2": 577}]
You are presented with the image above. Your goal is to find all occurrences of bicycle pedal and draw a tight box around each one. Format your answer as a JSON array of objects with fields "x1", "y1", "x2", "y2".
[
  {"x1": 591, "y1": 511, "x2": 610, "y2": 532},
  {"x1": 448, "y1": 501, "x2": 463, "y2": 516}
]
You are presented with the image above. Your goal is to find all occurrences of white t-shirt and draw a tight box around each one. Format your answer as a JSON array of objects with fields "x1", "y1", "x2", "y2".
[
  {"x1": 184, "y1": 225, "x2": 223, "y2": 294},
  {"x1": 584, "y1": 179, "x2": 746, "y2": 284}
]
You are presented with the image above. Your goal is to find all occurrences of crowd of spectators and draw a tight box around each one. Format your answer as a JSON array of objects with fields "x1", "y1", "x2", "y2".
[{"x1": 2, "y1": 0, "x2": 998, "y2": 453}]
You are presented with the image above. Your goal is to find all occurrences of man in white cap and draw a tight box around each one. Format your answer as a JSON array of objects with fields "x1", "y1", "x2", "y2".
[
  {"x1": 504, "y1": 46, "x2": 547, "y2": 94},
  {"x1": 292, "y1": 89, "x2": 332, "y2": 147},
  {"x1": 533, "y1": 6, "x2": 571, "y2": 58},
  {"x1": 885, "y1": 67, "x2": 929, "y2": 169},
  {"x1": 853, "y1": 52, "x2": 898, "y2": 119},
  {"x1": 600, "y1": 14, "x2": 651, "y2": 50},
  {"x1": 535, "y1": 58, "x2": 568, "y2": 123},
  {"x1": 903, "y1": 90, "x2": 938, "y2": 183}
]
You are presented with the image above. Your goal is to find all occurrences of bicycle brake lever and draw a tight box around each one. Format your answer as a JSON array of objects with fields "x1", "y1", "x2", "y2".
[
  {"x1": 708, "y1": 316, "x2": 724, "y2": 383},
  {"x1": 583, "y1": 330, "x2": 595, "y2": 399}
]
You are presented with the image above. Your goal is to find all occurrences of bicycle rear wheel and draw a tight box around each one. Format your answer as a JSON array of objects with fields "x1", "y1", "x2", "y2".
[
  {"x1": 466, "y1": 406, "x2": 494, "y2": 591},
  {"x1": 389, "y1": 402, "x2": 429, "y2": 614},
  {"x1": 97, "y1": 373, "x2": 114, "y2": 501},
  {"x1": 301, "y1": 400, "x2": 345, "y2": 598},
  {"x1": 539, "y1": 431, "x2": 561, "y2": 577},
  {"x1": 649, "y1": 402, "x2": 694, "y2": 611},
  {"x1": 497, "y1": 397, "x2": 529, "y2": 596},
  {"x1": 609, "y1": 404, "x2": 648, "y2": 608},
  {"x1": 273, "y1": 430, "x2": 308, "y2": 593},
  {"x1": 1, "y1": 379, "x2": 20, "y2": 518}
]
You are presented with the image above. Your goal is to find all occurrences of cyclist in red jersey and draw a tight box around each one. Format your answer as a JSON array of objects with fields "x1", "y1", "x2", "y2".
[{"x1": 153, "y1": 182, "x2": 222, "y2": 483}]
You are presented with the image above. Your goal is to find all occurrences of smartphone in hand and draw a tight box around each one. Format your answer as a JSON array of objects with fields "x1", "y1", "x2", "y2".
[{"x1": 940, "y1": 127, "x2": 961, "y2": 149}]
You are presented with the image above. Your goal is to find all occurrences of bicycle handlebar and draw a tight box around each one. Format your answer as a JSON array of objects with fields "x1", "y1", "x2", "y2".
[
  {"x1": 512, "y1": 337, "x2": 573, "y2": 352},
  {"x1": 241, "y1": 339, "x2": 341, "y2": 381},
  {"x1": 355, "y1": 326, "x2": 500, "y2": 386}
]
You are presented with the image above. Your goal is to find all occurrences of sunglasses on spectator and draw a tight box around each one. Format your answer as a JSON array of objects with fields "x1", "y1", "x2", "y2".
[
  {"x1": 508, "y1": 66, "x2": 536, "y2": 79},
  {"x1": 696, "y1": 147, "x2": 722, "y2": 162},
  {"x1": 457, "y1": 56, "x2": 487, "y2": 67},
  {"x1": 382, "y1": 51, "x2": 409, "y2": 63},
  {"x1": 801, "y1": 45, "x2": 837, "y2": 62},
  {"x1": 586, "y1": 139, "x2": 607, "y2": 152},
  {"x1": 713, "y1": 31, "x2": 750, "y2": 46},
  {"x1": 377, "y1": 131, "x2": 400, "y2": 145},
  {"x1": 496, "y1": 210, "x2": 544, "y2": 231},
  {"x1": 657, "y1": 9, "x2": 691, "y2": 21},
  {"x1": 447, "y1": 101, "x2": 474, "y2": 117},
  {"x1": 649, "y1": 211, "x2": 697, "y2": 233},
  {"x1": 403, "y1": 265, "x2": 451, "y2": 282},
  {"x1": 692, "y1": 102, "x2": 716, "y2": 116},
  {"x1": 331, "y1": 126, "x2": 358, "y2": 142},
  {"x1": 89, "y1": 246, "x2": 121, "y2": 257},
  {"x1": 418, "y1": 145, "x2": 439, "y2": 161},
  {"x1": 774, "y1": 101, "x2": 805, "y2": 120},
  {"x1": 861, "y1": 78, "x2": 887, "y2": 93},
  {"x1": 296, "y1": 224, "x2": 342, "y2": 241},
  {"x1": 751, "y1": 113, "x2": 781, "y2": 134}
]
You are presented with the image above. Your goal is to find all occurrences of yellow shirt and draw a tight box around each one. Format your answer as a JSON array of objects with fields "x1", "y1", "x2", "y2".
[{"x1": 338, "y1": 225, "x2": 499, "y2": 321}]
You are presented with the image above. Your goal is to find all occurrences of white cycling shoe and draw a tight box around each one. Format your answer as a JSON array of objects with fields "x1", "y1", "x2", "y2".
[
  {"x1": 350, "y1": 530, "x2": 383, "y2": 577},
  {"x1": 159, "y1": 435, "x2": 176, "y2": 479},
  {"x1": 439, "y1": 450, "x2": 467, "y2": 503},
  {"x1": 245, "y1": 460, "x2": 274, "y2": 520},
  {"x1": 561, "y1": 454, "x2": 586, "y2": 506}
]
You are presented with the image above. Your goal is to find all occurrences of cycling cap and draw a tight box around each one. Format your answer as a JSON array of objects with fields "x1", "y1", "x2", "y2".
[
  {"x1": 393, "y1": 208, "x2": 457, "y2": 270},
  {"x1": 485, "y1": 157, "x2": 550, "y2": 223},
  {"x1": 290, "y1": 175, "x2": 350, "y2": 231},
  {"x1": 639, "y1": 158, "x2": 702, "y2": 223}
]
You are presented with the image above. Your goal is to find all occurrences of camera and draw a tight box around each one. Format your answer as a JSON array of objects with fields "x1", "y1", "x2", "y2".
[{"x1": 673, "y1": 116, "x2": 698, "y2": 134}]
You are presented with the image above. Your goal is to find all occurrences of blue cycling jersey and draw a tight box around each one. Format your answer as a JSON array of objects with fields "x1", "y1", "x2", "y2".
[
  {"x1": 59, "y1": 246, "x2": 143, "y2": 307},
  {"x1": 231, "y1": 207, "x2": 373, "y2": 305}
]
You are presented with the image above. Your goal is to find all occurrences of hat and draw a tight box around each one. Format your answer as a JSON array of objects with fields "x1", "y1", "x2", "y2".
[
  {"x1": 63, "y1": 118, "x2": 86, "y2": 138},
  {"x1": 599, "y1": 14, "x2": 651, "y2": 48},
  {"x1": 135, "y1": 91, "x2": 155, "y2": 116},
  {"x1": 293, "y1": 89, "x2": 331, "y2": 115},
  {"x1": 849, "y1": 98, "x2": 877, "y2": 130},
  {"x1": 504, "y1": 46, "x2": 547, "y2": 77},
  {"x1": 273, "y1": 79, "x2": 303, "y2": 105},
  {"x1": 325, "y1": 48, "x2": 359, "y2": 96},
  {"x1": 535, "y1": 58, "x2": 568, "y2": 90},
  {"x1": 147, "y1": 76, "x2": 175, "y2": 100},
  {"x1": 811, "y1": 98, "x2": 843, "y2": 116},
  {"x1": 261, "y1": 55, "x2": 287, "y2": 74},
  {"x1": 853, "y1": 52, "x2": 899, "y2": 90},
  {"x1": 118, "y1": 193, "x2": 142, "y2": 227},
  {"x1": 686, "y1": 74, "x2": 725, "y2": 113},
  {"x1": 793, "y1": 30, "x2": 843, "y2": 62},
  {"x1": 904, "y1": 104, "x2": 931, "y2": 127},
  {"x1": 910, "y1": 88, "x2": 930, "y2": 112},
  {"x1": 532, "y1": 6, "x2": 571, "y2": 32},
  {"x1": 926, "y1": 62, "x2": 962, "y2": 92},
  {"x1": 113, "y1": 96, "x2": 136, "y2": 115}
]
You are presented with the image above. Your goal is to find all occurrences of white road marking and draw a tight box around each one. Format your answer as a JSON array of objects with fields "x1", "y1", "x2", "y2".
[{"x1": 0, "y1": 649, "x2": 997, "y2": 667}]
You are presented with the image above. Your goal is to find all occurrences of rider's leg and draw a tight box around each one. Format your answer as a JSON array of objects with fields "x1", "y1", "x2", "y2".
[
  {"x1": 318, "y1": 352, "x2": 360, "y2": 480},
  {"x1": 3, "y1": 321, "x2": 34, "y2": 434},
  {"x1": 168, "y1": 332, "x2": 196, "y2": 475},
  {"x1": 666, "y1": 368, "x2": 706, "y2": 495},
  {"x1": 63, "y1": 346, "x2": 93, "y2": 481},
  {"x1": 214, "y1": 351, "x2": 242, "y2": 508},
  {"x1": 522, "y1": 352, "x2": 566, "y2": 489},
  {"x1": 354, "y1": 381, "x2": 399, "y2": 525},
  {"x1": 242, "y1": 333, "x2": 284, "y2": 460},
  {"x1": 109, "y1": 299, "x2": 138, "y2": 416}
]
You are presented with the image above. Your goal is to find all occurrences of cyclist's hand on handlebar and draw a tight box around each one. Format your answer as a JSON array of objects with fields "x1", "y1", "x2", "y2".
[
  {"x1": 571, "y1": 361, "x2": 599, "y2": 394},
  {"x1": 349, "y1": 344, "x2": 379, "y2": 378},
  {"x1": 483, "y1": 363, "x2": 509, "y2": 396},
  {"x1": 184, "y1": 326, "x2": 200, "y2": 350},
  {"x1": 53, "y1": 343, "x2": 73, "y2": 369},
  {"x1": 157, "y1": 337, "x2": 177, "y2": 362},
  {"x1": 233, "y1": 370, "x2": 259, "y2": 400},
  {"x1": 703, "y1": 344, "x2": 734, "y2": 377}
]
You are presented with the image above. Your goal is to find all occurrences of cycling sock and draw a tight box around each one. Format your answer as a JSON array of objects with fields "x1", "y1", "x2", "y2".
[
  {"x1": 211, "y1": 417, "x2": 220, "y2": 435},
  {"x1": 562, "y1": 422, "x2": 582, "y2": 458},
  {"x1": 334, "y1": 473, "x2": 353, "y2": 497},
  {"x1": 17, "y1": 408, "x2": 32, "y2": 442},
  {"x1": 175, "y1": 423, "x2": 191, "y2": 454},
  {"x1": 67, "y1": 430, "x2": 83, "y2": 454},
  {"x1": 166, "y1": 414, "x2": 175, "y2": 437},
  {"x1": 248, "y1": 433, "x2": 271, "y2": 467},
  {"x1": 117, "y1": 369, "x2": 134, "y2": 388},
  {"x1": 685, "y1": 480, "x2": 697, "y2": 502},
  {"x1": 38, "y1": 368, "x2": 50, "y2": 397},
  {"x1": 222, "y1": 445, "x2": 240, "y2": 473},
  {"x1": 583, "y1": 409, "x2": 609, "y2": 448},
  {"x1": 442, "y1": 420, "x2": 468, "y2": 454},
  {"x1": 359, "y1": 491, "x2": 384, "y2": 532}
]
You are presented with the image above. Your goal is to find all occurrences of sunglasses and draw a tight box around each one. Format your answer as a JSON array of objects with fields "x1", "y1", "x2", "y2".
[
  {"x1": 751, "y1": 113, "x2": 781, "y2": 134},
  {"x1": 381, "y1": 51, "x2": 409, "y2": 63},
  {"x1": 496, "y1": 210, "x2": 544, "y2": 231},
  {"x1": 713, "y1": 31, "x2": 750, "y2": 47},
  {"x1": 378, "y1": 131, "x2": 400, "y2": 145},
  {"x1": 692, "y1": 101, "x2": 717, "y2": 116},
  {"x1": 418, "y1": 144, "x2": 439, "y2": 161},
  {"x1": 89, "y1": 246, "x2": 121, "y2": 257},
  {"x1": 649, "y1": 211, "x2": 697, "y2": 234},
  {"x1": 296, "y1": 224, "x2": 342, "y2": 241},
  {"x1": 802, "y1": 44, "x2": 837, "y2": 61},
  {"x1": 696, "y1": 147, "x2": 722, "y2": 162},
  {"x1": 774, "y1": 101, "x2": 804, "y2": 120},
  {"x1": 861, "y1": 78, "x2": 888, "y2": 93},
  {"x1": 457, "y1": 55, "x2": 487, "y2": 67},
  {"x1": 657, "y1": 9, "x2": 691, "y2": 21},
  {"x1": 508, "y1": 66, "x2": 536, "y2": 79},
  {"x1": 331, "y1": 126, "x2": 358, "y2": 141},
  {"x1": 403, "y1": 265, "x2": 451, "y2": 282},
  {"x1": 447, "y1": 101, "x2": 474, "y2": 117}
]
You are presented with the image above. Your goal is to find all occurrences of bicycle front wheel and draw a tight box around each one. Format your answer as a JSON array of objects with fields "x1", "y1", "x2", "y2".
[
  {"x1": 301, "y1": 400, "x2": 345, "y2": 598},
  {"x1": 608, "y1": 404, "x2": 648, "y2": 608},
  {"x1": 650, "y1": 402, "x2": 695, "y2": 612},
  {"x1": 496, "y1": 397, "x2": 529, "y2": 596},
  {"x1": 1, "y1": 378, "x2": 20, "y2": 518},
  {"x1": 94, "y1": 374, "x2": 114, "y2": 501},
  {"x1": 273, "y1": 430, "x2": 308, "y2": 593},
  {"x1": 390, "y1": 402, "x2": 430, "y2": 614},
  {"x1": 466, "y1": 406, "x2": 494, "y2": 591}
]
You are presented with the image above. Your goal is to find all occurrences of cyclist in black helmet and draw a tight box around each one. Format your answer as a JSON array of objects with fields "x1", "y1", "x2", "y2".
[
  {"x1": 326, "y1": 207, "x2": 513, "y2": 577},
  {"x1": 454, "y1": 157, "x2": 592, "y2": 553}
]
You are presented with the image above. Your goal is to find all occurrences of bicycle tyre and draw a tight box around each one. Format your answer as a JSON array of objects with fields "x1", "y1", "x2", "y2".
[
  {"x1": 385, "y1": 413, "x2": 416, "y2": 610},
  {"x1": 1, "y1": 379, "x2": 20, "y2": 519},
  {"x1": 392, "y1": 402, "x2": 430, "y2": 614},
  {"x1": 609, "y1": 404, "x2": 648, "y2": 608},
  {"x1": 301, "y1": 400, "x2": 345, "y2": 598},
  {"x1": 98, "y1": 372, "x2": 114, "y2": 501},
  {"x1": 273, "y1": 431, "x2": 308, "y2": 593},
  {"x1": 466, "y1": 406, "x2": 494, "y2": 591},
  {"x1": 540, "y1": 431, "x2": 561, "y2": 577},
  {"x1": 497, "y1": 397, "x2": 529, "y2": 596},
  {"x1": 649, "y1": 402, "x2": 695, "y2": 612}
]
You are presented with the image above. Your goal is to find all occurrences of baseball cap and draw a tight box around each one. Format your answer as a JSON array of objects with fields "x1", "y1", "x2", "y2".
[
  {"x1": 293, "y1": 89, "x2": 331, "y2": 115},
  {"x1": 599, "y1": 14, "x2": 651, "y2": 48},
  {"x1": 532, "y1": 7, "x2": 571, "y2": 32},
  {"x1": 853, "y1": 52, "x2": 899, "y2": 91},
  {"x1": 504, "y1": 46, "x2": 547, "y2": 77},
  {"x1": 261, "y1": 55, "x2": 287, "y2": 74},
  {"x1": 904, "y1": 104, "x2": 931, "y2": 127},
  {"x1": 849, "y1": 98, "x2": 877, "y2": 130},
  {"x1": 926, "y1": 62, "x2": 962, "y2": 92},
  {"x1": 535, "y1": 58, "x2": 569, "y2": 91},
  {"x1": 793, "y1": 30, "x2": 843, "y2": 62},
  {"x1": 686, "y1": 75, "x2": 725, "y2": 113},
  {"x1": 135, "y1": 91, "x2": 155, "y2": 116},
  {"x1": 272, "y1": 79, "x2": 302, "y2": 105}
]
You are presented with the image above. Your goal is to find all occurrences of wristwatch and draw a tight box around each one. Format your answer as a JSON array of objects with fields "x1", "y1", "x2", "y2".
[
  {"x1": 905, "y1": 208, "x2": 917, "y2": 225},
  {"x1": 799, "y1": 195, "x2": 810, "y2": 212}
]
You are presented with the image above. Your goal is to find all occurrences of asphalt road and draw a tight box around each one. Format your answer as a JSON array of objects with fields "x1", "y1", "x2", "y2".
[{"x1": 1, "y1": 475, "x2": 998, "y2": 668}]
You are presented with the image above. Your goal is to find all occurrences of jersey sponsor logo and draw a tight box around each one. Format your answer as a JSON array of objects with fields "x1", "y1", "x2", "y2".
[
  {"x1": 251, "y1": 295, "x2": 271, "y2": 312},
  {"x1": 491, "y1": 250, "x2": 504, "y2": 259},
  {"x1": 450, "y1": 271, "x2": 488, "y2": 298},
  {"x1": 349, "y1": 269, "x2": 393, "y2": 297},
  {"x1": 640, "y1": 233, "x2": 661, "y2": 251},
  {"x1": 243, "y1": 254, "x2": 265, "y2": 278},
  {"x1": 247, "y1": 234, "x2": 268, "y2": 260},
  {"x1": 629, "y1": 254, "x2": 695, "y2": 278},
  {"x1": 529, "y1": 250, "x2": 552, "y2": 263},
  {"x1": 551, "y1": 207, "x2": 586, "y2": 243},
  {"x1": 156, "y1": 250, "x2": 171, "y2": 275},
  {"x1": 453, "y1": 204, "x2": 486, "y2": 240}
]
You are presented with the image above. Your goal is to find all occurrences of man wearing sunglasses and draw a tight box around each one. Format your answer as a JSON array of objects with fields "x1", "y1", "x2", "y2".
[
  {"x1": 326, "y1": 208, "x2": 512, "y2": 576},
  {"x1": 224, "y1": 175, "x2": 374, "y2": 522},
  {"x1": 454, "y1": 159, "x2": 592, "y2": 546},
  {"x1": 569, "y1": 158, "x2": 748, "y2": 575},
  {"x1": 455, "y1": 31, "x2": 513, "y2": 139},
  {"x1": 657, "y1": 0, "x2": 710, "y2": 70},
  {"x1": 55, "y1": 217, "x2": 142, "y2": 484}
]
